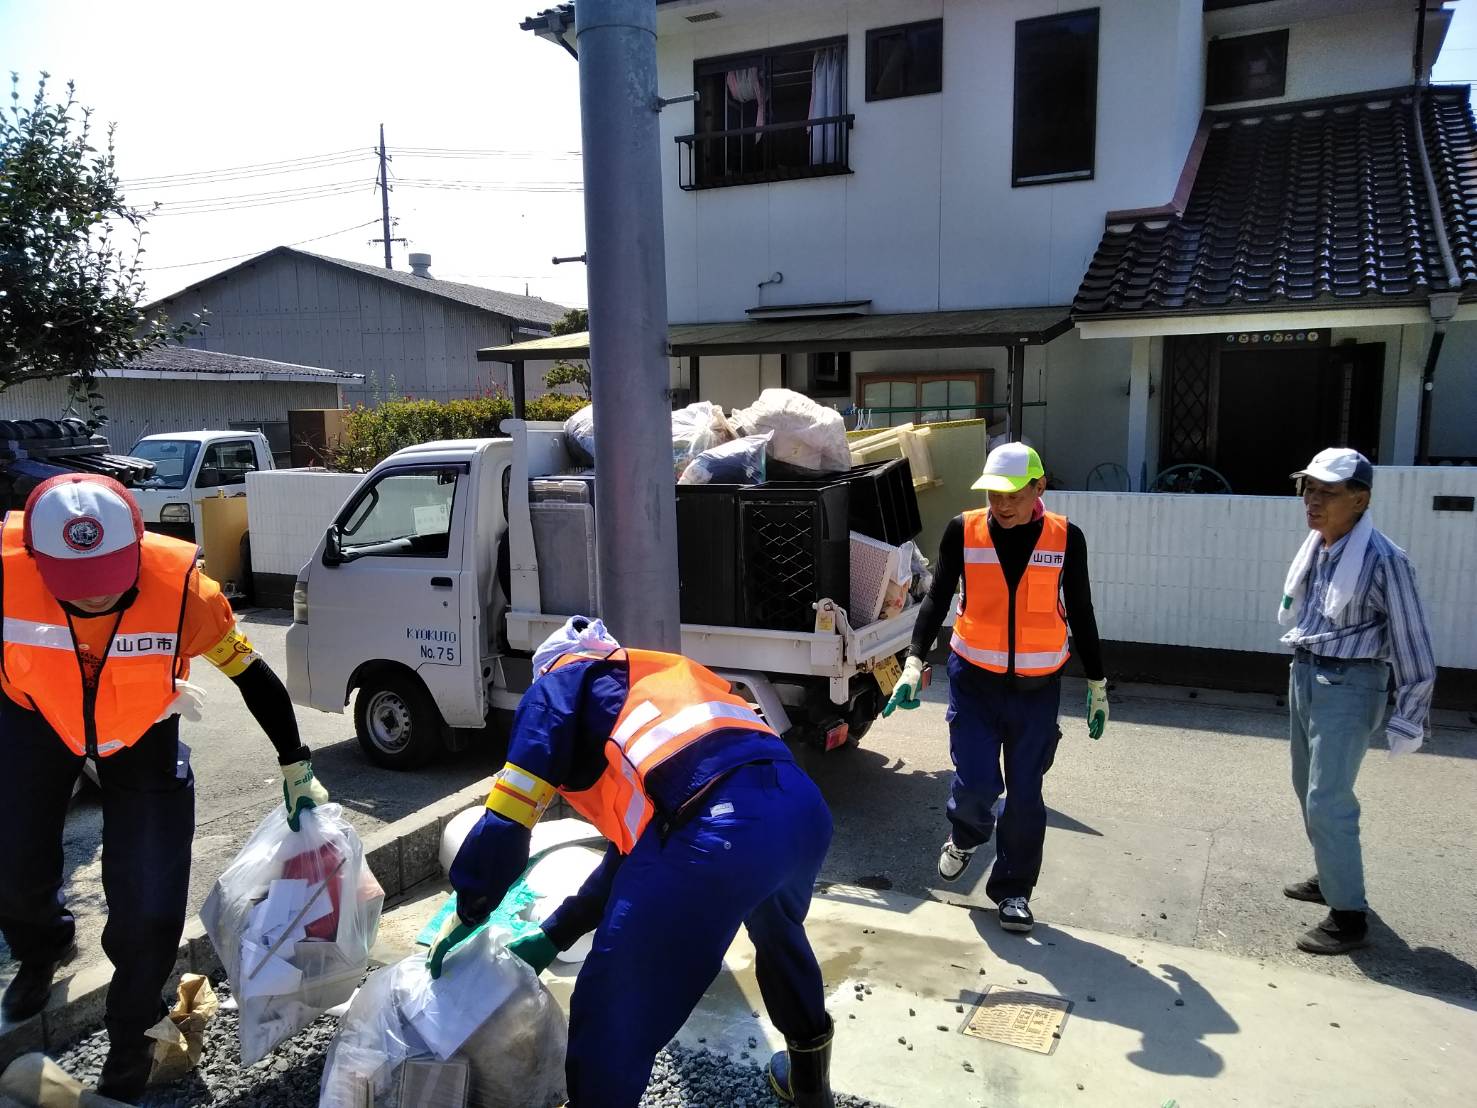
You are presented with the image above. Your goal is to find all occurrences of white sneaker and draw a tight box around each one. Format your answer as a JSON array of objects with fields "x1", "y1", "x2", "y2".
[
  {"x1": 937, "y1": 839, "x2": 975, "y2": 882},
  {"x1": 998, "y1": 896, "x2": 1034, "y2": 933}
]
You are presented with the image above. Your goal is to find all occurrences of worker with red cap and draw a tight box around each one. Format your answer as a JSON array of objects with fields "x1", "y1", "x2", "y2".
[{"x1": 0, "y1": 474, "x2": 328, "y2": 1103}]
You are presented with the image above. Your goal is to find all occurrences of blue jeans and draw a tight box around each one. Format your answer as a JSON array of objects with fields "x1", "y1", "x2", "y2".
[
  {"x1": 565, "y1": 760, "x2": 833, "y2": 1108},
  {"x1": 944, "y1": 653, "x2": 1062, "y2": 903},
  {"x1": 1288, "y1": 654, "x2": 1388, "y2": 913}
]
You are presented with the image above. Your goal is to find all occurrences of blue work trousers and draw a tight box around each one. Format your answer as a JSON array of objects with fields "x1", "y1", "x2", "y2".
[
  {"x1": 565, "y1": 760, "x2": 833, "y2": 1108},
  {"x1": 0, "y1": 696, "x2": 194, "y2": 1044},
  {"x1": 945, "y1": 652, "x2": 1062, "y2": 903},
  {"x1": 1288, "y1": 653, "x2": 1388, "y2": 912}
]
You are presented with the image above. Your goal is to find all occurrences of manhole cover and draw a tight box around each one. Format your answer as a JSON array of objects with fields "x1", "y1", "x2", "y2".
[{"x1": 961, "y1": 987, "x2": 1071, "y2": 1054}]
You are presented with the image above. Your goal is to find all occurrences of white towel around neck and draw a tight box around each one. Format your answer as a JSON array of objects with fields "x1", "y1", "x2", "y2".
[{"x1": 1277, "y1": 512, "x2": 1374, "y2": 629}]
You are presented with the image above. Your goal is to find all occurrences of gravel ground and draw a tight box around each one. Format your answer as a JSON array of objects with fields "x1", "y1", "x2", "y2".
[{"x1": 51, "y1": 979, "x2": 886, "y2": 1108}]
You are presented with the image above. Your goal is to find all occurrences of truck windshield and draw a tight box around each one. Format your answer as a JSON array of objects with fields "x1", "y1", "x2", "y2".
[{"x1": 129, "y1": 439, "x2": 201, "y2": 489}]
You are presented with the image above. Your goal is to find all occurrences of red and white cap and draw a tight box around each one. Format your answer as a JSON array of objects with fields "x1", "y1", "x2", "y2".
[{"x1": 23, "y1": 474, "x2": 145, "y2": 602}]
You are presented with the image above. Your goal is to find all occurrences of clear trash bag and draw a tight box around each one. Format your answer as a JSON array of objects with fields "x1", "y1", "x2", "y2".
[
  {"x1": 200, "y1": 804, "x2": 384, "y2": 1067},
  {"x1": 319, "y1": 929, "x2": 568, "y2": 1108},
  {"x1": 563, "y1": 405, "x2": 596, "y2": 466},
  {"x1": 679, "y1": 432, "x2": 772, "y2": 485}
]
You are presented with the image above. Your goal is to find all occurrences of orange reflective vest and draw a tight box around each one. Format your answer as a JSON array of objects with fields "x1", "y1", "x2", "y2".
[
  {"x1": 0, "y1": 513, "x2": 196, "y2": 757},
  {"x1": 552, "y1": 648, "x2": 777, "y2": 853},
  {"x1": 950, "y1": 508, "x2": 1071, "y2": 678}
]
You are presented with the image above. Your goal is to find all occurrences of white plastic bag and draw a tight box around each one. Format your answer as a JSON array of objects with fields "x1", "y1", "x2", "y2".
[
  {"x1": 319, "y1": 929, "x2": 568, "y2": 1108},
  {"x1": 563, "y1": 405, "x2": 596, "y2": 466},
  {"x1": 679, "y1": 432, "x2": 772, "y2": 485},
  {"x1": 670, "y1": 401, "x2": 737, "y2": 478},
  {"x1": 201, "y1": 804, "x2": 384, "y2": 1067},
  {"x1": 733, "y1": 389, "x2": 851, "y2": 474}
]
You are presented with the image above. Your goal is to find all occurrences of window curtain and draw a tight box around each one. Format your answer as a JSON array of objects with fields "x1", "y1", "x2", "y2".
[
  {"x1": 725, "y1": 66, "x2": 766, "y2": 136},
  {"x1": 808, "y1": 47, "x2": 845, "y2": 165}
]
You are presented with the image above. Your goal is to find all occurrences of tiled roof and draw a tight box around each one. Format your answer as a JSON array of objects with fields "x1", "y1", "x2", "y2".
[
  {"x1": 114, "y1": 344, "x2": 359, "y2": 381},
  {"x1": 1074, "y1": 86, "x2": 1477, "y2": 318}
]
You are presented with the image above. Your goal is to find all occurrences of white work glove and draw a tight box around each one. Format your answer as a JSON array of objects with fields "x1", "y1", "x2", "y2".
[
  {"x1": 153, "y1": 680, "x2": 208, "y2": 724},
  {"x1": 281, "y1": 760, "x2": 330, "y2": 831},
  {"x1": 1387, "y1": 730, "x2": 1423, "y2": 758},
  {"x1": 882, "y1": 657, "x2": 926, "y2": 716},
  {"x1": 1086, "y1": 679, "x2": 1109, "y2": 740}
]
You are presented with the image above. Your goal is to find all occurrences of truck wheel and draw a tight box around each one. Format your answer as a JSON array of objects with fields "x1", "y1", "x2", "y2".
[{"x1": 354, "y1": 672, "x2": 442, "y2": 770}]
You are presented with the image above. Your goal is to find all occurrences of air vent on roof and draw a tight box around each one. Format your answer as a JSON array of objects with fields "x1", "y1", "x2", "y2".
[{"x1": 686, "y1": 11, "x2": 722, "y2": 23}]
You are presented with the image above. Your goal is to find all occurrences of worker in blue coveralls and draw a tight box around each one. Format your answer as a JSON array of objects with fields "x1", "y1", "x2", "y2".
[{"x1": 428, "y1": 616, "x2": 837, "y2": 1108}]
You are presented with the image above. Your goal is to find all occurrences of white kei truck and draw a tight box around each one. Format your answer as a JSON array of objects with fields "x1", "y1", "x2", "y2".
[
  {"x1": 285, "y1": 420, "x2": 919, "y2": 769},
  {"x1": 128, "y1": 430, "x2": 275, "y2": 543}
]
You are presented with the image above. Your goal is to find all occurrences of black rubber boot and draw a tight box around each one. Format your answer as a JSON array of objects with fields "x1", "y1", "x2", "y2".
[
  {"x1": 767, "y1": 1015, "x2": 835, "y2": 1108},
  {"x1": 0, "y1": 941, "x2": 77, "y2": 1024},
  {"x1": 96, "y1": 1037, "x2": 155, "y2": 1104}
]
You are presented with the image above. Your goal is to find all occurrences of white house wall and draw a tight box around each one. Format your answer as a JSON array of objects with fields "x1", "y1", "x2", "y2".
[
  {"x1": 1040, "y1": 331, "x2": 1133, "y2": 490},
  {"x1": 151, "y1": 253, "x2": 540, "y2": 407},
  {"x1": 1427, "y1": 320, "x2": 1477, "y2": 460},
  {"x1": 658, "y1": 0, "x2": 1207, "y2": 322},
  {"x1": 0, "y1": 377, "x2": 343, "y2": 459},
  {"x1": 1050, "y1": 465, "x2": 1477, "y2": 669}
]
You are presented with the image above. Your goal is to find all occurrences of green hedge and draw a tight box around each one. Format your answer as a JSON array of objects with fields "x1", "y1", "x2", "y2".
[{"x1": 328, "y1": 393, "x2": 587, "y2": 471}]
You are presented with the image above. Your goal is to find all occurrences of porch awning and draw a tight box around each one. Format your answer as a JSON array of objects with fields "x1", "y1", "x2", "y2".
[{"x1": 477, "y1": 305, "x2": 1071, "y2": 362}]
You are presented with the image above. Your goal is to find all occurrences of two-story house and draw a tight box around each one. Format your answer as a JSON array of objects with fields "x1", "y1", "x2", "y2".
[{"x1": 496, "y1": 0, "x2": 1477, "y2": 494}]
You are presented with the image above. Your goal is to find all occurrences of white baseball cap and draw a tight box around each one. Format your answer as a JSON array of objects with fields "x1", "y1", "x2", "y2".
[
  {"x1": 972, "y1": 442, "x2": 1046, "y2": 493},
  {"x1": 1290, "y1": 448, "x2": 1374, "y2": 489},
  {"x1": 23, "y1": 475, "x2": 144, "y2": 601}
]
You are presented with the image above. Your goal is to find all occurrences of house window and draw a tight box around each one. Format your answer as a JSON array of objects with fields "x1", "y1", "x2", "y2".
[
  {"x1": 1012, "y1": 8, "x2": 1100, "y2": 187},
  {"x1": 1206, "y1": 30, "x2": 1289, "y2": 105},
  {"x1": 858, "y1": 372, "x2": 989, "y2": 428},
  {"x1": 866, "y1": 19, "x2": 943, "y2": 102},
  {"x1": 681, "y1": 38, "x2": 851, "y2": 189}
]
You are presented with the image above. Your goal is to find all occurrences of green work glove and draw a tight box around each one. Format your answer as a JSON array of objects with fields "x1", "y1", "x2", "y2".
[
  {"x1": 882, "y1": 657, "x2": 926, "y2": 717},
  {"x1": 507, "y1": 928, "x2": 559, "y2": 974},
  {"x1": 1086, "y1": 679, "x2": 1109, "y2": 740},
  {"x1": 427, "y1": 911, "x2": 479, "y2": 980},
  {"x1": 280, "y1": 759, "x2": 330, "y2": 832}
]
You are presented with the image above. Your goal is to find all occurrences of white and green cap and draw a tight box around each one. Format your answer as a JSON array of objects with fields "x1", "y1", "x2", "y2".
[{"x1": 972, "y1": 442, "x2": 1045, "y2": 492}]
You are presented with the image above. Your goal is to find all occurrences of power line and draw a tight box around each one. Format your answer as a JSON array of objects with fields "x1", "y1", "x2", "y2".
[
  {"x1": 139, "y1": 219, "x2": 382, "y2": 271},
  {"x1": 122, "y1": 147, "x2": 369, "y2": 187},
  {"x1": 150, "y1": 181, "x2": 377, "y2": 217}
]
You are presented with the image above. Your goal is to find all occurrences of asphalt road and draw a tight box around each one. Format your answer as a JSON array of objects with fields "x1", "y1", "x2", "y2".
[{"x1": 3, "y1": 613, "x2": 1475, "y2": 1014}]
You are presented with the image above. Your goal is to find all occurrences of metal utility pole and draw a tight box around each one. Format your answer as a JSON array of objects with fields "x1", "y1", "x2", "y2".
[
  {"x1": 576, "y1": 0, "x2": 681, "y2": 651},
  {"x1": 371, "y1": 124, "x2": 406, "y2": 269}
]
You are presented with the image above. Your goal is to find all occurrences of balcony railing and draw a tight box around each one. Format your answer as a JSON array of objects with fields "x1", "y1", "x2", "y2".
[{"x1": 675, "y1": 114, "x2": 855, "y2": 191}]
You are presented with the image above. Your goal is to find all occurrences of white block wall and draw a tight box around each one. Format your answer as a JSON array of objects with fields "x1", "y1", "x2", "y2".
[
  {"x1": 246, "y1": 469, "x2": 364, "y2": 578},
  {"x1": 1048, "y1": 467, "x2": 1477, "y2": 670}
]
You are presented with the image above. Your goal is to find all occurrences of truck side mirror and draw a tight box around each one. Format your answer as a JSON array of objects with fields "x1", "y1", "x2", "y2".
[{"x1": 323, "y1": 524, "x2": 345, "y2": 567}]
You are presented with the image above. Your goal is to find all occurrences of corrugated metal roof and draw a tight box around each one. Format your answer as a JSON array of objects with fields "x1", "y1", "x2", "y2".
[
  {"x1": 146, "y1": 247, "x2": 571, "y2": 331},
  {"x1": 478, "y1": 306, "x2": 1072, "y2": 361},
  {"x1": 110, "y1": 344, "x2": 360, "y2": 382}
]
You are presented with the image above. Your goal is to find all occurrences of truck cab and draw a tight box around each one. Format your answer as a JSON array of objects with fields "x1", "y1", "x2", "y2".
[{"x1": 129, "y1": 431, "x2": 274, "y2": 542}]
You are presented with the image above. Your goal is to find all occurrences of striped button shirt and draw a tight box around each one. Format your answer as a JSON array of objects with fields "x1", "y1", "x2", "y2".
[{"x1": 1281, "y1": 526, "x2": 1436, "y2": 740}]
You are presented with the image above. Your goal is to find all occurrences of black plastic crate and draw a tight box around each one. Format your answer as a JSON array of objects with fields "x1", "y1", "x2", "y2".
[
  {"x1": 676, "y1": 484, "x2": 744, "y2": 626},
  {"x1": 846, "y1": 457, "x2": 922, "y2": 545},
  {"x1": 762, "y1": 457, "x2": 922, "y2": 546},
  {"x1": 738, "y1": 482, "x2": 849, "y2": 631}
]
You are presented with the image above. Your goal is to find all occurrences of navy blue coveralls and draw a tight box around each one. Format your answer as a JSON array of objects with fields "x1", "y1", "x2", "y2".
[{"x1": 450, "y1": 654, "x2": 834, "y2": 1108}]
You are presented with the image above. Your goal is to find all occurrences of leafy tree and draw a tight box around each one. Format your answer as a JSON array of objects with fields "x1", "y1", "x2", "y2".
[
  {"x1": 0, "y1": 73, "x2": 197, "y2": 428},
  {"x1": 544, "y1": 307, "x2": 591, "y2": 397}
]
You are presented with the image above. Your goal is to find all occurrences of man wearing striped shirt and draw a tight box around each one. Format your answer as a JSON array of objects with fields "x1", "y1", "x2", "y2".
[{"x1": 1278, "y1": 448, "x2": 1435, "y2": 955}]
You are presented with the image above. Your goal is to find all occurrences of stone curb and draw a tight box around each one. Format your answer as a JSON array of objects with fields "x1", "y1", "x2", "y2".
[{"x1": 0, "y1": 776, "x2": 521, "y2": 1068}]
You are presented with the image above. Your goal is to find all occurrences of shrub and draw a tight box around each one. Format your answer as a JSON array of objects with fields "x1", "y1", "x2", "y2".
[{"x1": 327, "y1": 392, "x2": 587, "y2": 471}]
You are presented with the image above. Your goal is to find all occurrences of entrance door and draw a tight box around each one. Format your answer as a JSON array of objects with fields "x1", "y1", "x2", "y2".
[{"x1": 1162, "y1": 337, "x2": 1385, "y2": 496}]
